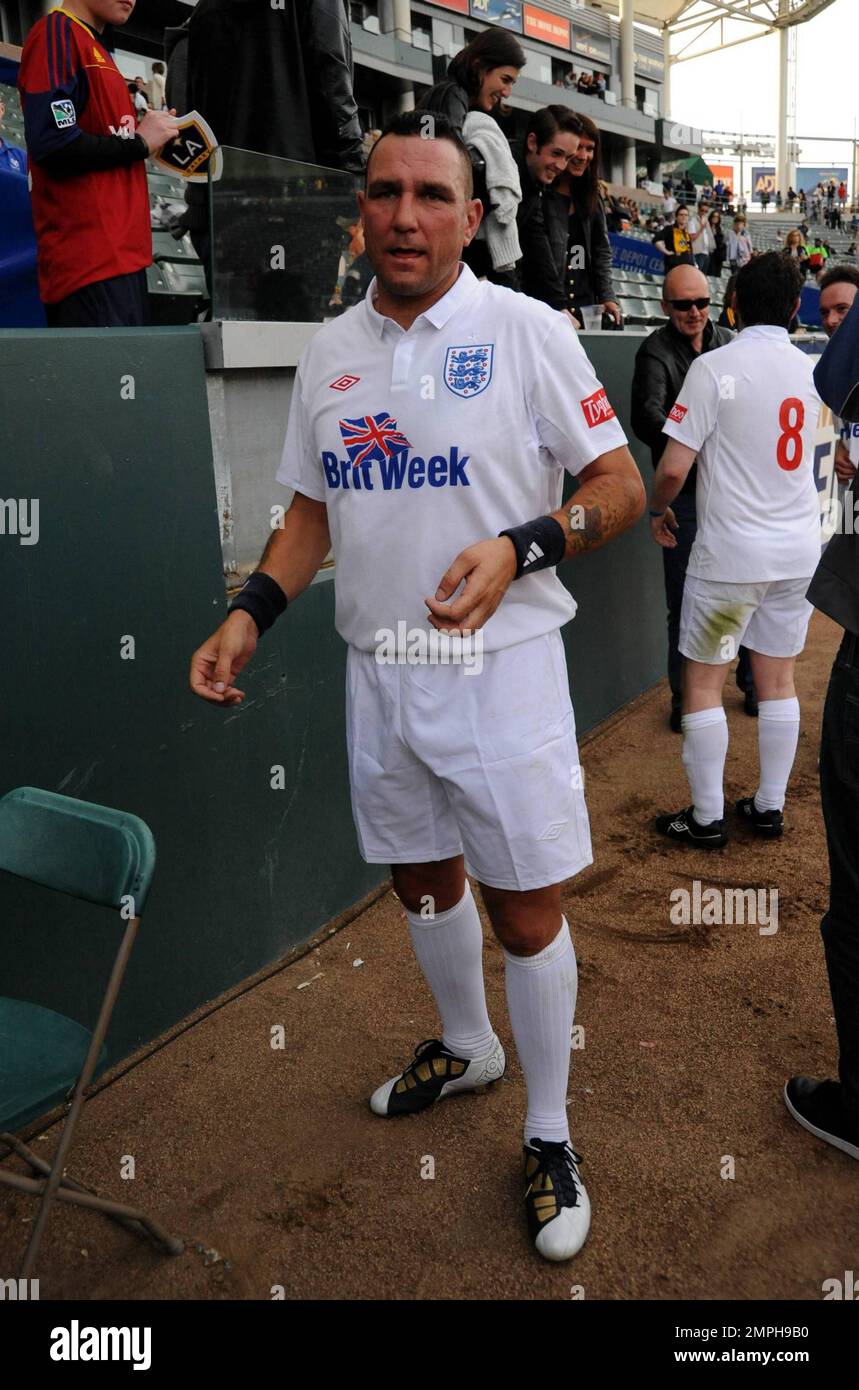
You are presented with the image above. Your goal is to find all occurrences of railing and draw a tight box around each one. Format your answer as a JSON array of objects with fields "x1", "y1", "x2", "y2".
[{"x1": 209, "y1": 147, "x2": 367, "y2": 323}]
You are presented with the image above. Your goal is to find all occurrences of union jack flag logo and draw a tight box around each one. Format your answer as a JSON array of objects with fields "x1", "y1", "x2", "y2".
[{"x1": 338, "y1": 412, "x2": 412, "y2": 468}]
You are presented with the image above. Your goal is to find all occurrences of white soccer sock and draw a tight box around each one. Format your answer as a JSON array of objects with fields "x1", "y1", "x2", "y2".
[
  {"x1": 755, "y1": 697, "x2": 800, "y2": 812},
  {"x1": 503, "y1": 917, "x2": 577, "y2": 1146},
  {"x1": 681, "y1": 706, "x2": 728, "y2": 824},
  {"x1": 405, "y1": 881, "x2": 495, "y2": 1059}
]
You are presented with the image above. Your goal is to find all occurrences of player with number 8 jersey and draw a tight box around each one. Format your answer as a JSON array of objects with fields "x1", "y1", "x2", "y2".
[{"x1": 648, "y1": 253, "x2": 821, "y2": 847}]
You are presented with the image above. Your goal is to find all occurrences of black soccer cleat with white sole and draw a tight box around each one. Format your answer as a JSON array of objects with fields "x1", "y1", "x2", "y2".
[
  {"x1": 736, "y1": 797, "x2": 783, "y2": 837},
  {"x1": 655, "y1": 805, "x2": 727, "y2": 849},
  {"x1": 524, "y1": 1138, "x2": 591, "y2": 1262},
  {"x1": 784, "y1": 1076, "x2": 859, "y2": 1162},
  {"x1": 369, "y1": 1035, "x2": 506, "y2": 1117}
]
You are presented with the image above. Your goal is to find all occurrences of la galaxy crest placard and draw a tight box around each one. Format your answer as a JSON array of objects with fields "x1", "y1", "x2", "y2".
[
  {"x1": 153, "y1": 111, "x2": 222, "y2": 183},
  {"x1": 444, "y1": 344, "x2": 494, "y2": 399}
]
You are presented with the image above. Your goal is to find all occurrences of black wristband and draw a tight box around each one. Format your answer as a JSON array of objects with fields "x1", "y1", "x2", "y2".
[
  {"x1": 498, "y1": 516, "x2": 567, "y2": 578},
  {"x1": 227, "y1": 571, "x2": 288, "y2": 637}
]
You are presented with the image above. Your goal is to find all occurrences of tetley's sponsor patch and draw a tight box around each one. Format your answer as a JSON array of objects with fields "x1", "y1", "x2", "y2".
[
  {"x1": 580, "y1": 388, "x2": 616, "y2": 428},
  {"x1": 322, "y1": 411, "x2": 471, "y2": 490},
  {"x1": 444, "y1": 344, "x2": 493, "y2": 399}
]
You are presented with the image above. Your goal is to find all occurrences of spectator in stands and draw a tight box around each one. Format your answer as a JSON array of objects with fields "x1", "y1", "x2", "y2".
[
  {"x1": 630, "y1": 264, "x2": 742, "y2": 731},
  {"x1": 799, "y1": 188, "x2": 807, "y2": 215},
  {"x1": 848, "y1": 241, "x2": 858, "y2": 257},
  {"x1": 149, "y1": 61, "x2": 167, "y2": 112},
  {"x1": 652, "y1": 205, "x2": 696, "y2": 274},
  {"x1": 681, "y1": 172, "x2": 695, "y2": 204},
  {"x1": 417, "y1": 26, "x2": 525, "y2": 275},
  {"x1": 687, "y1": 199, "x2": 714, "y2": 274},
  {"x1": 576, "y1": 72, "x2": 592, "y2": 95},
  {"x1": 0, "y1": 95, "x2": 27, "y2": 177},
  {"x1": 717, "y1": 271, "x2": 738, "y2": 329},
  {"x1": 18, "y1": 0, "x2": 180, "y2": 327},
  {"x1": 708, "y1": 210, "x2": 727, "y2": 277},
  {"x1": 463, "y1": 101, "x2": 522, "y2": 285},
  {"x1": 799, "y1": 216, "x2": 810, "y2": 239},
  {"x1": 514, "y1": 106, "x2": 582, "y2": 310},
  {"x1": 594, "y1": 72, "x2": 606, "y2": 98},
  {"x1": 552, "y1": 112, "x2": 620, "y2": 327},
  {"x1": 760, "y1": 186, "x2": 770, "y2": 214},
  {"x1": 783, "y1": 228, "x2": 810, "y2": 278},
  {"x1": 775, "y1": 189, "x2": 783, "y2": 212},
  {"x1": 807, "y1": 236, "x2": 829, "y2": 277},
  {"x1": 173, "y1": 0, "x2": 367, "y2": 287},
  {"x1": 132, "y1": 75, "x2": 149, "y2": 116},
  {"x1": 838, "y1": 179, "x2": 847, "y2": 207},
  {"x1": 726, "y1": 213, "x2": 752, "y2": 271},
  {"x1": 663, "y1": 187, "x2": 677, "y2": 219},
  {"x1": 786, "y1": 186, "x2": 797, "y2": 212}
]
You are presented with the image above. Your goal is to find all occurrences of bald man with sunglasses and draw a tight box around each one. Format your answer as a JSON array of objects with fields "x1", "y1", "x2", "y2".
[{"x1": 631, "y1": 265, "x2": 754, "y2": 730}]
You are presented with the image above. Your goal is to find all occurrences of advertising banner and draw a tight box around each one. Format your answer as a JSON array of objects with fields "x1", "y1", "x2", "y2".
[
  {"x1": 751, "y1": 165, "x2": 776, "y2": 196},
  {"x1": 609, "y1": 232, "x2": 665, "y2": 277},
  {"x1": 571, "y1": 25, "x2": 610, "y2": 64},
  {"x1": 430, "y1": 0, "x2": 470, "y2": 13},
  {"x1": 633, "y1": 48, "x2": 664, "y2": 80},
  {"x1": 523, "y1": 4, "x2": 570, "y2": 48},
  {"x1": 796, "y1": 166, "x2": 848, "y2": 193},
  {"x1": 469, "y1": 0, "x2": 523, "y2": 30}
]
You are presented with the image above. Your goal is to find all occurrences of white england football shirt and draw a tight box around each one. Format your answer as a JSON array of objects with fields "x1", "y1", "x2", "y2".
[
  {"x1": 276, "y1": 264, "x2": 628, "y2": 653},
  {"x1": 662, "y1": 324, "x2": 822, "y2": 582}
]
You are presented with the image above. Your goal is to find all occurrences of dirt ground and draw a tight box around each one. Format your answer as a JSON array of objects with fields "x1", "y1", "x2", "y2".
[{"x1": 2, "y1": 610, "x2": 856, "y2": 1302}]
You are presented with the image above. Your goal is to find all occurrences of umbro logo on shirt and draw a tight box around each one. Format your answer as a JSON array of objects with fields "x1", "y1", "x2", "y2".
[{"x1": 329, "y1": 374, "x2": 361, "y2": 392}]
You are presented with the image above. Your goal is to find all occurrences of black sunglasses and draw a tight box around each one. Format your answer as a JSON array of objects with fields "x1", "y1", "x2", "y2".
[{"x1": 667, "y1": 297, "x2": 710, "y2": 311}]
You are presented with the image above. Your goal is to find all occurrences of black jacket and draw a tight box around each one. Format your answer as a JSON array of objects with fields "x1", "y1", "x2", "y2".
[
  {"x1": 513, "y1": 148, "x2": 566, "y2": 310},
  {"x1": 565, "y1": 191, "x2": 616, "y2": 306},
  {"x1": 415, "y1": 78, "x2": 469, "y2": 135},
  {"x1": 631, "y1": 318, "x2": 734, "y2": 496},
  {"x1": 185, "y1": 0, "x2": 364, "y2": 172},
  {"x1": 809, "y1": 301, "x2": 859, "y2": 636}
]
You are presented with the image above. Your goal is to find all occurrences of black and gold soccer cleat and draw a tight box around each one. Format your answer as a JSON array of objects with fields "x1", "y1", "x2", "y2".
[
  {"x1": 369, "y1": 1035, "x2": 505, "y2": 1117},
  {"x1": 524, "y1": 1138, "x2": 591, "y2": 1262}
]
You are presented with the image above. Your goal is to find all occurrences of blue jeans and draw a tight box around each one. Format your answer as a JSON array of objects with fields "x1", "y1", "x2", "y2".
[
  {"x1": 662, "y1": 491, "x2": 753, "y2": 701},
  {"x1": 819, "y1": 631, "x2": 859, "y2": 1126}
]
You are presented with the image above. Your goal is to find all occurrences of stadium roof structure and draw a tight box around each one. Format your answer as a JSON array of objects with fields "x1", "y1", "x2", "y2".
[{"x1": 593, "y1": 0, "x2": 837, "y2": 48}]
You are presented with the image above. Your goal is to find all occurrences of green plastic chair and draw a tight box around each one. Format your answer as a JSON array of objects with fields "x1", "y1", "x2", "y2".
[{"x1": 0, "y1": 787, "x2": 183, "y2": 1277}]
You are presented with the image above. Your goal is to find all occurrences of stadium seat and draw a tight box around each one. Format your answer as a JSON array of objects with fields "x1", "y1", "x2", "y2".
[{"x1": 0, "y1": 787, "x2": 184, "y2": 1277}]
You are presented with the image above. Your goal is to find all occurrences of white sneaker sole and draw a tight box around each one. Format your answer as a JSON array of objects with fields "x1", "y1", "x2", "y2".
[{"x1": 783, "y1": 1082, "x2": 859, "y2": 1161}]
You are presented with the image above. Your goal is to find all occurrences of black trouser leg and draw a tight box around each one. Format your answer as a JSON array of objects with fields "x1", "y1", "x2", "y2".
[
  {"x1": 819, "y1": 631, "x2": 859, "y2": 1128},
  {"x1": 661, "y1": 491, "x2": 697, "y2": 703}
]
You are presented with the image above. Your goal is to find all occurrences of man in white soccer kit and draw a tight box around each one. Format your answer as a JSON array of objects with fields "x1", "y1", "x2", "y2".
[
  {"x1": 648, "y1": 252, "x2": 820, "y2": 847},
  {"x1": 189, "y1": 112, "x2": 645, "y2": 1262}
]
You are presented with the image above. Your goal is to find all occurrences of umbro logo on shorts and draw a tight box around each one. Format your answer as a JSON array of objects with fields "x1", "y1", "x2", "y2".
[
  {"x1": 669, "y1": 403, "x2": 688, "y2": 424},
  {"x1": 537, "y1": 820, "x2": 567, "y2": 841},
  {"x1": 329, "y1": 375, "x2": 361, "y2": 392}
]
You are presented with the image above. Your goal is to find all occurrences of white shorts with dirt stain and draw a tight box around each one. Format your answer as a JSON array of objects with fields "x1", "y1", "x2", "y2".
[{"x1": 679, "y1": 574, "x2": 814, "y2": 665}]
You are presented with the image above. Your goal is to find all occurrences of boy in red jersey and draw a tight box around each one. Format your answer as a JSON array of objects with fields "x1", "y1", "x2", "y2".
[{"x1": 18, "y1": 1, "x2": 180, "y2": 326}]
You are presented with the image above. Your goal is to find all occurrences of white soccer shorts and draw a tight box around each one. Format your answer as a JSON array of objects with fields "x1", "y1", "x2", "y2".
[
  {"x1": 679, "y1": 574, "x2": 814, "y2": 664},
  {"x1": 344, "y1": 629, "x2": 593, "y2": 891}
]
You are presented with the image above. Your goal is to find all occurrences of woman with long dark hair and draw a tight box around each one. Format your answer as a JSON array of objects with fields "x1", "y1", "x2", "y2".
[
  {"x1": 552, "y1": 112, "x2": 620, "y2": 326},
  {"x1": 416, "y1": 27, "x2": 526, "y2": 282},
  {"x1": 708, "y1": 210, "x2": 727, "y2": 277},
  {"x1": 417, "y1": 27, "x2": 526, "y2": 134}
]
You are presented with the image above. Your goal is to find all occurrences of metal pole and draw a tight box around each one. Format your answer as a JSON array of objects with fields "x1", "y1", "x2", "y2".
[{"x1": 619, "y1": 0, "x2": 637, "y2": 187}]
